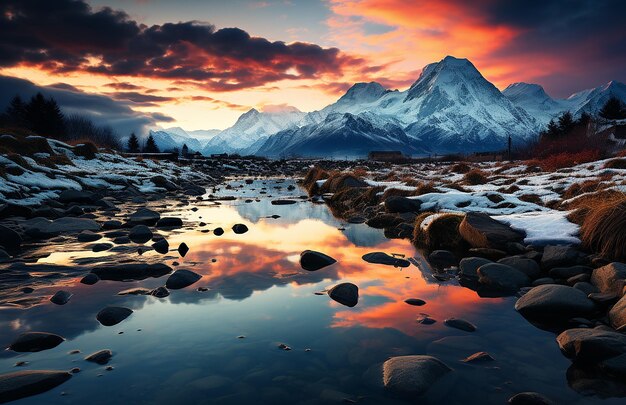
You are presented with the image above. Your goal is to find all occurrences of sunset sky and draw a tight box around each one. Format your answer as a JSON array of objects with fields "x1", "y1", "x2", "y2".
[{"x1": 1, "y1": 0, "x2": 625, "y2": 132}]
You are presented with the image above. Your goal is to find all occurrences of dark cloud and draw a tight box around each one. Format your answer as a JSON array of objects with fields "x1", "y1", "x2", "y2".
[
  {"x1": 104, "y1": 82, "x2": 145, "y2": 90},
  {"x1": 0, "y1": 0, "x2": 362, "y2": 91},
  {"x1": 0, "y1": 75, "x2": 173, "y2": 136},
  {"x1": 108, "y1": 91, "x2": 176, "y2": 104}
]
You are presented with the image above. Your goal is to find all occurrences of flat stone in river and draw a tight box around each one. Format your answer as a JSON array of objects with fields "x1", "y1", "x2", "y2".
[
  {"x1": 362, "y1": 252, "x2": 410, "y2": 267},
  {"x1": 8, "y1": 332, "x2": 65, "y2": 352},
  {"x1": 0, "y1": 370, "x2": 72, "y2": 403},
  {"x1": 328, "y1": 283, "x2": 359, "y2": 307},
  {"x1": 96, "y1": 306, "x2": 133, "y2": 326},
  {"x1": 383, "y1": 355, "x2": 451, "y2": 395},
  {"x1": 300, "y1": 250, "x2": 336, "y2": 271},
  {"x1": 166, "y1": 269, "x2": 201, "y2": 289},
  {"x1": 515, "y1": 284, "x2": 596, "y2": 320}
]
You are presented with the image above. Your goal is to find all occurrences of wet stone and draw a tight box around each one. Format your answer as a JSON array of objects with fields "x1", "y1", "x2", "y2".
[
  {"x1": 151, "y1": 286, "x2": 170, "y2": 298},
  {"x1": 328, "y1": 283, "x2": 359, "y2": 307},
  {"x1": 462, "y1": 351, "x2": 494, "y2": 363},
  {"x1": 80, "y1": 273, "x2": 99, "y2": 285},
  {"x1": 508, "y1": 392, "x2": 554, "y2": 405},
  {"x1": 50, "y1": 290, "x2": 73, "y2": 305},
  {"x1": 0, "y1": 370, "x2": 72, "y2": 403},
  {"x1": 177, "y1": 242, "x2": 190, "y2": 257},
  {"x1": 128, "y1": 225, "x2": 153, "y2": 244},
  {"x1": 383, "y1": 355, "x2": 451, "y2": 395},
  {"x1": 232, "y1": 224, "x2": 249, "y2": 234},
  {"x1": 9, "y1": 332, "x2": 65, "y2": 352},
  {"x1": 84, "y1": 349, "x2": 113, "y2": 365},
  {"x1": 152, "y1": 238, "x2": 169, "y2": 254},
  {"x1": 96, "y1": 306, "x2": 133, "y2": 326},
  {"x1": 300, "y1": 250, "x2": 337, "y2": 271},
  {"x1": 362, "y1": 252, "x2": 410, "y2": 267},
  {"x1": 166, "y1": 269, "x2": 201, "y2": 289},
  {"x1": 213, "y1": 227, "x2": 224, "y2": 236},
  {"x1": 444, "y1": 318, "x2": 476, "y2": 332},
  {"x1": 404, "y1": 298, "x2": 426, "y2": 306}
]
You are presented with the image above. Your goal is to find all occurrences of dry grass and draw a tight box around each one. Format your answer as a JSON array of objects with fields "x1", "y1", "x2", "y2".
[
  {"x1": 580, "y1": 194, "x2": 626, "y2": 261},
  {"x1": 303, "y1": 167, "x2": 330, "y2": 195},
  {"x1": 561, "y1": 179, "x2": 606, "y2": 200},
  {"x1": 415, "y1": 182, "x2": 437, "y2": 195},
  {"x1": 37, "y1": 154, "x2": 75, "y2": 168},
  {"x1": 381, "y1": 187, "x2": 416, "y2": 200},
  {"x1": 518, "y1": 193, "x2": 543, "y2": 205},
  {"x1": 319, "y1": 172, "x2": 367, "y2": 194},
  {"x1": 451, "y1": 162, "x2": 471, "y2": 174},
  {"x1": 463, "y1": 168, "x2": 488, "y2": 185},
  {"x1": 412, "y1": 212, "x2": 466, "y2": 250}
]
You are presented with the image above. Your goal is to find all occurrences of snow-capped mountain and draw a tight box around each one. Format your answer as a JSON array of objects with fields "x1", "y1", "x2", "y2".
[
  {"x1": 202, "y1": 107, "x2": 305, "y2": 154},
  {"x1": 149, "y1": 127, "x2": 219, "y2": 152},
  {"x1": 504, "y1": 80, "x2": 626, "y2": 124}
]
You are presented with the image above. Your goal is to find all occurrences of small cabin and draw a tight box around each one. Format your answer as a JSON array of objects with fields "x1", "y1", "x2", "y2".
[{"x1": 368, "y1": 151, "x2": 406, "y2": 162}]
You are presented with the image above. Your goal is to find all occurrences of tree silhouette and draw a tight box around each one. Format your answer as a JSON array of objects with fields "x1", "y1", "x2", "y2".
[
  {"x1": 557, "y1": 111, "x2": 574, "y2": 134},
  {"x1": 5, "y1": 95, "x2": 28, "y2": 127},
  {"x1": 181, "y1": 143, "x2": 189, "y2": 157},
  {"x1": 127, "y1": 132, "x2": 140, "y2": 152},
  {"x1": 25, "y1": 93, "x2": 65, "y2": 137},
  {"x1": 144, "y1": 134, "x2": 160, "y2": 153},
  {"x1": 599, "y1": 96, "x2": 625, "y2": 120}
]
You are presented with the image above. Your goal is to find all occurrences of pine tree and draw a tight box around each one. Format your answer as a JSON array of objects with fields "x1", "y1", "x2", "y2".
[
  {"x1": 144, "y1": 134, "x2": 160, "y2": 153},
  {"x1": 181, "y1": 143, "x2": 189, "y2": 157},
  {"x1": 599, "y1": 96, "x2": 625, "y2": 120},
  {"x1": 127, "y1": 132, "x2": 140, "y2": 153},
  {"x1": 25, "y1": 93, "x2": 65, "y2": 138},
  {"x1": 5, "y1": 95, "x2": 27, "y2": 127},
  {"x1": 545, "y1": 119, "x2": 560, "y2": 138},
  {"x1": 557, "y1": 111, "x2": 574, "y2": 135}
]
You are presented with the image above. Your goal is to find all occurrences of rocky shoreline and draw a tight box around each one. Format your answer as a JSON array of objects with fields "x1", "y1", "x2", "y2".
[{"x1": 301, "y1": 162, "x2": 626, "y2": 401}]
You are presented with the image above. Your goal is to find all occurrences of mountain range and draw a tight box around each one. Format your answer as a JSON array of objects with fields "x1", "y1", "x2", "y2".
[{"x1": 151, "y1": 56, "x2": 626, "y2": 158}]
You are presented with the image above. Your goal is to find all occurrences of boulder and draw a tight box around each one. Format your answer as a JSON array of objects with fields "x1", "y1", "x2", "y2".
[
  {"x1": 177, "y1": 242, "x2": 189, "y2": 257},
  {"x1": 8, "y1": 332, "x2": 65, "y2": 352},
  {"x1": 91, "y1": 263, "x2": 172, "y2": 281},
  {"x1": 271, "y1": 199, "x2": 297, "y2": 205},
  {"x1": 23, "y1": 217, "x2": 100, "y2": 236},
  {"x1": 91, "y1": 243, "x2": 112, "y2": 252},
  {"x1": 151, "y1": 286, "x2": 170, "y2": 298},
  {"x1": 150, "y1": 175, "x2": 178, "y2": 191},
  {"x1": 366, "y1": 214, "x2": 403, "y2": 229},
  {"x1": 300, "y1": 250, "x2": 337, "y2": 271},
  {"x1": 84, "y1": 349, "x2": 113, "y2": 364},
  {"x1": 166, "y1": 269, "x2": 201, "y2": 289},
  {"x1": 428, "y1": 250, "x2": 457, "y2": 270},
  {"x1": 459, "y1": 257, "x2": 492, "y2": 279},
  {"x1": 128, "y1": 208, "x2": 160, "y2": 226},
  {"x1": 96, "y1": 306, "x2": 133, "y2": 326},
  {"x1": 156, "y1": 217, "x2": 183, "y2": 228},
  {"x1": 232, "y1": 224, "x2": 249, "y2": 234},
  {"x1": 213, "y1": 227, "x2": 224, "y2": 236},
  {"x1": 80, "y1": 273, "x2": 99, "y2": 285},
  {"x1": 590, "y1": 262, "x2": 626, "y2": 295},
  {"x1": 549, "y1": 265, "x2": 593, "y2": 279},
  {"x1": 557, "y1": 327, "x2": 626, "y2": 363},
  {"x1": 515, "y1": 285, "x2": 596, "y2": 320},
  {"x1": 128, "y1": 225, "x2": 153, "y2": 244},
  {"x1": 50, "y1": 290, "x2": 72, "y2": 305},
  {"x1": 0, "y1": 203, "x2": 33, "y2": 219},
  {"x1": 404, "y1": 298, "x2": 426, "y2": 306},
  {"x1": 477, "y1": 263, "x2": 531, "y2": 291},
  {"x1": 609, "y1": 294, "x2": 626, "y2": 331},
  {"x1": 498, "y1": 256, "x2": 541, "y2": 279},
  {"x1": 0, "y1": 370, "x2": 72, "y2": 403},
  {"x1": 362, "y1": 252, "x2": 410, "y2": 267},
  {"x1": 328, "y1": 283, "x2": 359, "y2": 307},
  {"x1": 58, "y1": 190, "x2": 98, "y2": 204},
  {"x1": 540, "y1": 245, "x2": 581, "y2": 270},
  {"x1": 459, "y1": 212, "x2": 524, "y2": 249},
  {"x1": 384, "y1": 196, "x2": 421, "y2": 213},
  {"x1": 382, "y1": 355, "x2": 451, "y2": 395},
  {"x1": 102, "y1": 220, "x2": 123, "y2": 229},
  {"x1": 0, "y1": 224, "x2": 22, "y2": 251},
  {"x1": 77, "y1": 230, "x2": 101, "y2": 242}
]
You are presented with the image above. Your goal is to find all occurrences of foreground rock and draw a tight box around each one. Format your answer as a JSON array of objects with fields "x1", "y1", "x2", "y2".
[
  {"x1": 128, "y1": 208, "x2": 160, "y2": 226},
  {"x1": 477, "y1": 263, "x2": 531, "y2": 292},
  {"x1": 0, "y1": 370, "x2": 72, "y2": 403},
  {"x1": 540, "y1": 245, "x2": 581, "y2": 270},
  {"x1": 8, "y1": 332, "x2": 65, "y2": 352},
  {"x1": 557, "y1": 328, "x2": 626, "y2": 363},
  {"x1": 84, "y1": 349, "x2": 113, "y2": 365},
  {"x1": 508, "y1": 392, "x2": 554, "y2": 405},
  {"x1": 96, "y1": 306, "x2": 133, "y2": 326},
  {"x1": 156, "y1": 217, "x2": 183, "y2": 228},
  {"x1": 49, "y1": 290, "x2": 73, "y2": 305},
  {"x1": 328, "y1": 283, "x2": 359, "y2": 307},
  {"x1": 0, "y1": 224, "x2": 22, "y2": 251},
  {"x1": 609, "y1": 295, "x2": 626, "y2": 331},
  {"x1": 91, "y1": 263, "x2": 172, "y2": 281},
  {"x1": 590, "y1": 262, "x2": 626, "y2": 295},
  {"x1": 515, "y1": 285, "x2": 596, "y2": 321},
  {"x1": 23, "y1": 217, "x2": 100, "y2": 237},
  {"x1": 232, "y1": 224, "x2": 249, "y2": 234},
  {"x1": 384, "y1": 196, "x2": 421, "y2": 213},
  {"x1": 459, "y1": 212, "x2": 524, "y2": 249},
  {"x1": 128, "y1": 225, "x2": 153, "y2": 244},
  {"x1": 444, "y1": 318, "x2": 476, "y2": 332},
  {"x1": 362, "y1": 252, "x2": 410, "y2": 267},
  {"x1": 383, "y1": 355, "x2": 451, "y2": 395},
  {"x1": 459, "y1": 257, "x2": 492, "y2": 279},
  {"x1": 166, "y1": 269, "x2": 201, "y2": 289},
  {"x1": 300, "y1": 250, "x2": 337, "y2": 271}
]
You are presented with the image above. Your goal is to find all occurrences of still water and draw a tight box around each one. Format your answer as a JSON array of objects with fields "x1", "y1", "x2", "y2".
[{"x1": 0, "y1": 179, "x2": 620, "y2": 404}]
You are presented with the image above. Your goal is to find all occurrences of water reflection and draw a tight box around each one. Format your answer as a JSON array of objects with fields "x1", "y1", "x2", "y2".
[{"x1": 0, "y1": 179, "x2": 622, "y2": 404}]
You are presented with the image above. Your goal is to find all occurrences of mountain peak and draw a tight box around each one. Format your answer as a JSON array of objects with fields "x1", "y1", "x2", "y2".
[
  {"x1": 503, "y1": 82, "x2": 551, "y2": 100},
  {"x1": 337, "y1": 82, "x2": 388, "y2": 104}
]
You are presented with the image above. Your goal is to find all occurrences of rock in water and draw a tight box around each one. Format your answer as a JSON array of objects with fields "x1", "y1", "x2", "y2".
[
  {"x1": 84, "y1": 349, "x2": 113, "y2": 365},
  {"x1": 384, "y1": 196, "x2": 422, "y2": 213},
  {"x1": 50, "y1": 290, "x2": 73, "y2": 305},
  {"x1": 91, "y1": 263, "x2": 172, "y2": 281},
  {"x1": 213, "y1": 227, "x2": 224, "y2": 236},
  {"x1": 590, "y1": 262, "x2": 626, "y2": 295},
  {"x1": 404, "y1": 298, "x2": 426, "y2": 306},
  {"x1": 8, "y1": 332, "x2": 65, "y2": 352},
  {"x1": 462, "y1": 351, "x2": 494, "y2": 363},
  {"x1": 0, "y1": 370, "x2": 72, "y2": 403},
  {"x1": 96, "y1": 307, "x2": 133, "y2": 326},
  {"x1": 328, "y1": 283, "x2": 359, "y2": 307},
  {"x1": 128, "y1": 208, "x2": 160, "y2": 226},
  {"x1": 300, "y1": 250, "x2": 337, "y2": 271},
  {"x1": 508, "y1": 392, "x2": 554, "y2": 405},
  {"x1": 557, "y1": 328, "x2": 626, "y2": 363},
  {"x1": 156, "y1": 217, "x2": 183, "y2": 228},
  {"x1": 514, "y1": 284, "x2": 596, "y2": 321},
  {"x1": 383, "y1": 355, "x2": 451, "y2": 395},
  {"x1": 128, "y1": 225, "x2": 153, "y2": 244},
  {"x1": 80, "y1": 273, "x2": 99, "y2": 285},
  {"x1": 0, "y1": 224, "x2": 22, "y2": 251},
  {"x1": 151, "y1": 286, "x2": 170, "y2": 298},
  {"x1": 498, "y1": 257, "x2": 541, "y2": 279},
  {"x1": 444, "y1": 318, "x2": 477, "y2": 332},
  {"x1": 152, "y1": 239, "x2": 169, "y2": 254},
  {"x1": 459, "y1": 257, "x2": 492, "y2": 278},
  {"x1": 166, "y1": 269, "x2": 201, "y2": 289},
  {"x1": 477, "y1": 263, "x2": 531, "y2": 291},
  {"x1": 540, "y1": 245, "x2": 581, "y2": 270},
  {"x1": 177, "y1": 242, "x2": 189, "y2": 257},
  {"x1": 459, "y1": 212, "x2": 524, "y2": 249},
  {"x1": 362, "y1": 252, "x2": 410, "y2": 267},
  {"x1": 232, "y1": 224, "x2": 249, "y2": 234}
]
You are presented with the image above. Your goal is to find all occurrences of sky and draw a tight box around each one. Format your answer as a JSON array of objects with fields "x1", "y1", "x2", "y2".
[{"x1": 1, "y1": 0, "x2": 625, "y2": 132}]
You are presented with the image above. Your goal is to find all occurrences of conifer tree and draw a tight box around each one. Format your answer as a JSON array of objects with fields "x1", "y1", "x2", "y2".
[{"x1": 127, "y1": 132, "x2": 140, "y2": 152}]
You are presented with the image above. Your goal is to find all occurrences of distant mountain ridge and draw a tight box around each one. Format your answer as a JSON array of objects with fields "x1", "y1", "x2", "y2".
[{"x1": 150, "y1": 56, "x2": 626, "y2": 158}]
